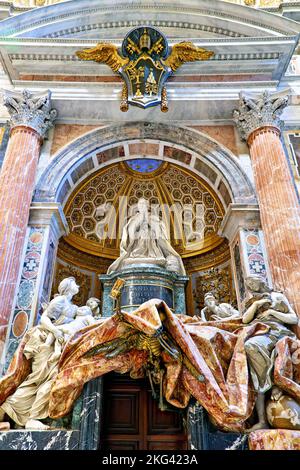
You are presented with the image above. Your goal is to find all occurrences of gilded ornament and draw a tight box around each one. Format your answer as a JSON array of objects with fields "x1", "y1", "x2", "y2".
[
  {"x1": 76, "y1": 26, "x2": 214, "y2": 111},
  {"x1": 163, "y1": 42, "x2": 214, "y2": 72},
  {"x1": 76, "y1": 43, "x2": 129, "y2": 72},
  {"x1": 161, "y1": 86, "x2": 168, "y2": 113}
]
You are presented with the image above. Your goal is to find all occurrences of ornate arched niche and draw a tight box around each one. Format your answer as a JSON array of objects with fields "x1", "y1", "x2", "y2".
[
  {"x1": 36, "y1": 123, "x2": 255, "y2": 314},
  {"x1": 53, "y1": 159, "x2": 236, "y2": 315}
]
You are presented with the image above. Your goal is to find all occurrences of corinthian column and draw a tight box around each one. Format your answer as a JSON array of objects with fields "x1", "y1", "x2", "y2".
[
  {"x1": 233, "y1": 89, "x2": 300, "y2": 316},
  {"x1": 0, "y1": 89, "x2": 57, "y2": 350}
]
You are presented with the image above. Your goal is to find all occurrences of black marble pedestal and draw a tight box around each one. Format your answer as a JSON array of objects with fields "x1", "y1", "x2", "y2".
[
  {"x1": 187, "y1": 402, "x2": 248, "y2": 450},
  {"x1": 0, "y1": 429, "x2": 80, "y2": 450},
  {"x1": 0, "y1": 377, "x2": 103, "y2": 450}
]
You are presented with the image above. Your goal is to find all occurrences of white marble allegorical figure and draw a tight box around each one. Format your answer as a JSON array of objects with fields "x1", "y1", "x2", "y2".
[
  {"x1": 107, "y1": 198, "x2": 186, "y2": 275},
  {"x1": 199, "y1": 292, "x2": 240, "y2": 322},
  {"x1": 0, "y1": 277, "x2": 95, "y2": 431}
]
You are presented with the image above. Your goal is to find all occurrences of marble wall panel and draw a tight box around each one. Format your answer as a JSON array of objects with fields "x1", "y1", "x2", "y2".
[
  {"x1": 233, "y1": 241, "x2": 246, "y2": 304},
  {"x1": 50, "y1": 124, "x2": 100, "y2": 156},
  {"x1": 194, "y1": 159, "x2": 218, "y2": 185},
  {"x1": 190, "y1": 125, "x2": 238, "y2": 156},
  {"x1": 0, "y1": 430, "x2": 80, "y2": 450},
  {"x1": 129, "y1": 142, "x2": 159, "y2": 156},
  {"x1": 187, "y1": 402, "x2": 248, "y2": 450},
  {"x1": 231, "y1": 228, "x2": 271, "y2": 310},
  {"x1": 57, "y1": 179, "x2": 71, "y2": 204},
  {"x1": 163, "y1": 145, "x2": 192, "y2": 164},
  {"x1": 242, "y1": 229, "x2": 268, "y2": 281},
  {"x1": 70, "y1": 158, "x2": 94, "y2": 185},
  {"x1": 96, "y1": 145, "x2": 125, "y2": 164},
  {"x1": 283, "y1": 131, "x2": 300, "y2": 198},
  {"x1": 217, "y1": 181, "x2": 231, "y2": 206}
]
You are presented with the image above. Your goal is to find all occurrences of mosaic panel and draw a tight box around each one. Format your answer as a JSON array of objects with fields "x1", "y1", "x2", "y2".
[
  {"x1": 243, "y1": 229, "x2": 268, "y2": 282},
  {"x1": 126, "y1": 159, "x2": 162, "y2": 173},
  {"x1": 3, "y1": 227, "x2": 45, "y2": 373},
  {"x1": 11, "y1": 227, "x2": 44, "y2": 339}
]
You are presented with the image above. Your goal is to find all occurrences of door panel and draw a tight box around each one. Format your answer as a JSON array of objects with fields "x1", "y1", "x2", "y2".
[
  {"x1": 107, "y1": 440, "x2": 140, "y2": 450},
  {"x1": 148, "y1": 440, "x2": 188, "y2": 450},
  {"x1": 102, "y1": 373, "x2": 187, "y2": 450},
  {"x1": 147, "y1": 391, "x2": 183, "y2": 434},
  {"x1": 105, "y1": 391, "x2": 140, "y2": 434}
]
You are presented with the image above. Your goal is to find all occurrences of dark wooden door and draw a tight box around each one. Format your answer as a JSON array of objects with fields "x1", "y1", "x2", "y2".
[{"x1": 101, "y1": 373, "x2": 188, "y2": 450}]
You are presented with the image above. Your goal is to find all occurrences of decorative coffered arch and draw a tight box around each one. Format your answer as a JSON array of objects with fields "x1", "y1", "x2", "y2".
[{"x1": 34, "y1": 122, "x2": 256, "y2": 211}]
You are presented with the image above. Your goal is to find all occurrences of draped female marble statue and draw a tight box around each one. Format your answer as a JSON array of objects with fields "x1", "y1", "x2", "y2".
[
  {"x1": 108, "y1": 198, "x2": 186, "y2": 275},
  {"x1": 199, "y1": 292, "x2": 240, "y2": 322},
  {"x1": 242, "y1": 274, "x2": 298, "y2": 431},
  {"x1": 0, "y1": 277, "x2": 81, "y2": 430}
]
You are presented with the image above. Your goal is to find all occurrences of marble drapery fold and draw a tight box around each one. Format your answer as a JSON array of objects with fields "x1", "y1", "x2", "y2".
[
  {"x1": 248, "y1": 429, "x2": 300, "y2": 450},
  {"x1": 0, "y1": 327, "x2": 63, "y2": 426},
  {"x1": 1, "y1": 300, "x2": 300, "y2": 432}
]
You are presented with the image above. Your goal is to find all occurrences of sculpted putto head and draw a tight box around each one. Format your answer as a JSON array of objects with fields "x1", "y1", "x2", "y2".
[
  {"x1": 86, "y1": 297, "x2": 101, "y2": 315},
  {"x1": 245, "y1": 274, "x2": 270, "y2": 294},
  {"x1": 58, "y1": 277, "x2": 79, "y2": 297}
]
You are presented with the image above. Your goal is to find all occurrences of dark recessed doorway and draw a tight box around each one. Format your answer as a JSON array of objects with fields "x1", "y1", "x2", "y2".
[{"x1": 101, "y1": 372, "x2": 188, "y2": 450}]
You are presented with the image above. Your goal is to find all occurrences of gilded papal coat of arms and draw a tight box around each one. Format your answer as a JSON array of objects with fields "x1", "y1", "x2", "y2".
[{"x1": 76, "y1": 26, "x2": 214, "y2": 112}]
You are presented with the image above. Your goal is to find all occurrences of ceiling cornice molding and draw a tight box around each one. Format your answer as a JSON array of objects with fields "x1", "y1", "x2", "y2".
[{"x1": 0, "y1": 0, "x2": 299, "y2": 38}]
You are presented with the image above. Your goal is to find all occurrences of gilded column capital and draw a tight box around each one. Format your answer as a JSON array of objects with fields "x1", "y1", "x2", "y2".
[
  {"x1": 233, "y1": 89, "x2": 289, "y2": 142},
  {"x1": 2, "y1": 89, "x2": 57, "y2": 139}
]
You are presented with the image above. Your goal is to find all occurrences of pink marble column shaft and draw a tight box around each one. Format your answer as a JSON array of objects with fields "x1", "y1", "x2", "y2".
[
  {"x1": 248, "y1": 126, "x2": 300, "y2": 316},
  {"x1": 0, "y1": 126, "x2": 41, "y2": 334}
]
